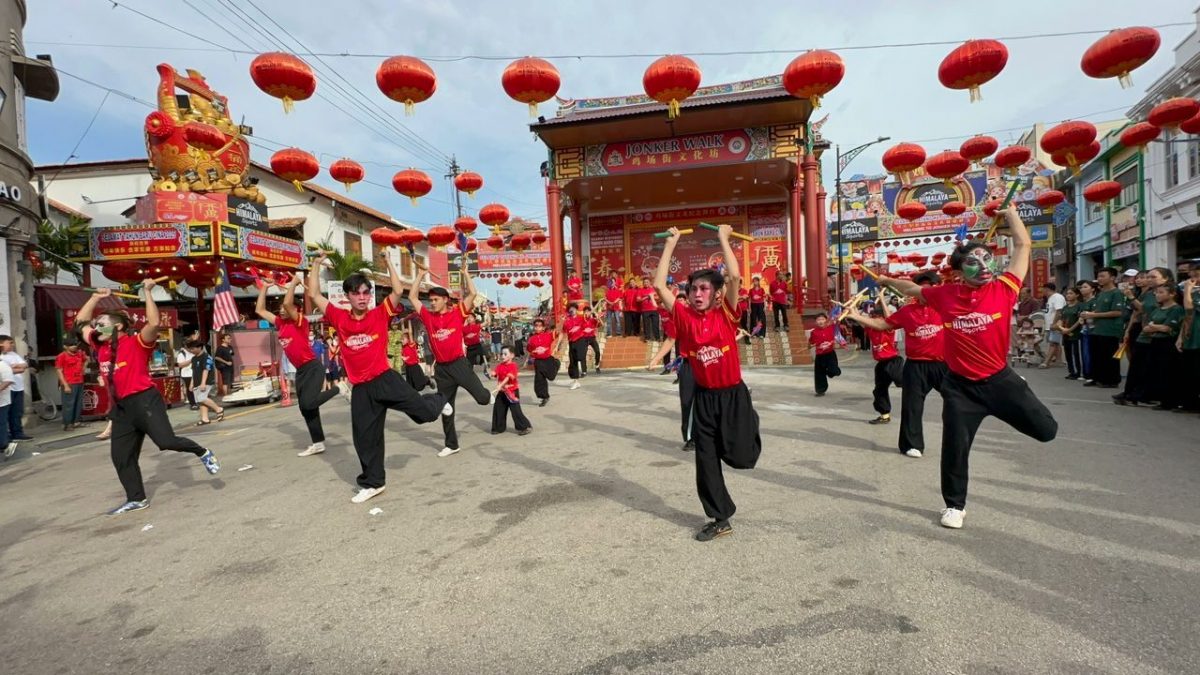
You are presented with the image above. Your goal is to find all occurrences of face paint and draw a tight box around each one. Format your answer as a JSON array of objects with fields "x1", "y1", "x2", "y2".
[
  {"x1": 960, "y1": 248, "x2": 996, "y2": 286},
  {"x1": 96, "y1": 324, "x2": 116, "y2": 338}
]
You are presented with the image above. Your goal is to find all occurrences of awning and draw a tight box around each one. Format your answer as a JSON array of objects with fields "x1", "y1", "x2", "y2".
[{"x1": 35, "y1": 285, "x2": 126, "y2": 314}]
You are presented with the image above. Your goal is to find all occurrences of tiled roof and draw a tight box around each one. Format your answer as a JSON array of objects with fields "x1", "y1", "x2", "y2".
[
  {"x1": 48, "y1": 199, "x2": 92, "y2": 221},
  {"x1": 536, "y1": 76, "x2": 791, "y2": 126}
]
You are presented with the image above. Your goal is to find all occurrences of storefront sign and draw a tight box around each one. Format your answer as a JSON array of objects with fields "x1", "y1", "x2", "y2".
[
  {"x1": 188, "y1": 224, "x2": 214, "y2": 255},
  {"x1": 228, "y1": 197, "x2": 268, "y2": 231},
  {"x1": 831, "y1": 216, "x2": 879, "y2": 242},
  {"x1": 1029, "y1": 223, "x2": 1053, "y2": 249},
  {"x1": 588, "y1": 214, "x2": 627, "y2": 281},
  {"x1": 1031, "y1": 256, "x2": 1050, "y2": 293},
  {"x1": 1111, "y1": 239, "x2": 1140, "y2": 260},
  {"x1": 242, "y1": 228, "x2": 304, "y2": 267},
  {"x1": 134, "y1": 192, "x2": 227, "y2": 226},
  {"x1": 584, "y1": 128, "x2": 768, "y2": 176},
  {"x1": 219, "y1": 224, "x2": 240, "y2": 257},
  {"x1": 89, "y1": 224, "x2": 188, "y2": 260}
]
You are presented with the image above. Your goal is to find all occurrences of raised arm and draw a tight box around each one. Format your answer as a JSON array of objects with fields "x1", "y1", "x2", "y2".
[
  {"x1": 384, "y1": 253, "x2": 406, "y2": 309},
  {"x1": 844, "y1": 304, "x2": 891, "y2": 331},
  {"x1": 878, "y1": 276, "x2": 923, "y2": 298},
  {"x1": 254, "y1": 280, "x2": 277, "y2": 323},
  {"x1": 138, "y1": 278, "x2": 162, "y2": 346},
  {"x1": 878, "y1": 293, "x2": 895, "y2": 319},
  {"x1": 653, "y1": 228, "x2": 682, "y2": 312},
  {"x1": 306, "y1": 252, "x2": 330, "y2": 314},
  {"x1": 1002, "y1": 205, "x2": 1031, "y2": 281},
  {"x1": 460, "y1": 256, "x2": 477, "y2": 310},
  {"x1": 280, "y1": 274, "x2": 301, "y2": 322},
  {"x1": 409, "y1": 269, "x2": 426, "y2": 309},
  {"x1": 717, "y1": 224, "x2": 741, "y2": 305},
  {"x1": 75, "y1": 287, "x2": 113, "y2": 344}
]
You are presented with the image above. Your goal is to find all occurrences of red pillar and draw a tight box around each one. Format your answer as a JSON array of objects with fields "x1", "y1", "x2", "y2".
[
  {"x1": 802, "y1": 157, "x2": 824, "y2": 307},
  {"x1": 816, "y1": 187, "x2": 830, "y2": 299},
  {"x1": 569, "y1": 202, "x2": 583, "y2": 277},
  {"x1": 789, "y1": 177, "x2": 804, "y2": 303},
  {"x1": 546, "y1": 181, "x2": 565, "y2": 324}
]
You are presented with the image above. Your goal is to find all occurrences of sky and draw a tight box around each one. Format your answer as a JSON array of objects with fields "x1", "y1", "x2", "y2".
[{"x1": 23, "y1": 0, "x2": 1196, "y2": 304}]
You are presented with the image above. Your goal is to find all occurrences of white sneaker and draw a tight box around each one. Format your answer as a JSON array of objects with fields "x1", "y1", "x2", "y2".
[
  {"x1": 441, "y1": 402, "x2": 454, "y2": 417},
  {"x1": 298, "y1": 442, "x2": 325, "y2": 457},
  {"x1": 351, "y1": 486, "x2": 385, "y2": 503},
  {"x1": 4, "y1": 441, "x2": 16, "y2": 458},
  {"x1": 940, "y1": 508, "x2": 965, "y2": 529},
  {"x1": 437, "y1": 446, "x2": 460, "y2": 458},
  {"x1": 489, "y1": 392, "x2": 496, "y2": 406},
  {"x1": 569, "y1": 380, "x2": 581, "y2": 390},
  {"x1": 904, "y1": 449, "x2": 923, "y2": 458},
  {"x1": 337, "y1": 380, "x2": 352, "y2": 402}
]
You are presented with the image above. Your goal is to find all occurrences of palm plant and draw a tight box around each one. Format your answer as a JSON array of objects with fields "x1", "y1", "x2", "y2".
[{"x1": 34, "y1": 217, "x2": 88, "y2": 283}]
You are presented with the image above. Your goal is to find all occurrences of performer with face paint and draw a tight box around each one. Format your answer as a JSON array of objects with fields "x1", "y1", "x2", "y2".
[
  {"x1": 654, "y1": 225, "x2": 762, "y2": 542},
  {"x1": 878, "y1": 206, "x2": 1057, "y2": 529}
]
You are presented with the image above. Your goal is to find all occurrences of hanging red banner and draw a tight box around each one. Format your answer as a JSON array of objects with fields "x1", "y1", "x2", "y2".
[{"x1": 585, "y1": 128, "x2": 767, "y2": 176}]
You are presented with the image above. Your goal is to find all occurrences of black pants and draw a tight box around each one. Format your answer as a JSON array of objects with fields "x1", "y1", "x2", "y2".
[
  {"x1": 1180, "y1": 349, "x2": 1200, "y2": 410},
  {"x1": 587, "y1": 337, "x2": 602, "y2": 368},
  {"x1": 642, "y1": 311, "x2": 661, "y2": 342},
  {"x1": 899, "y1": 359, "x2": 946, "y2": 453},
  {"x1": 181, "y1": 378, "x2": 195, "y2": 406},
  {"x1": 467, "y1": 343, "x2": 488, "y2": 368},
  {"x1": 491, "y1": 390, "x2": 531, "y2": 432},
  {"x1": 533, "y1": 357, "x2": 559, "y2": 401},
  {"x1": 296, "y1": 360, "x2": 340, "y2": 444},
  {"x1": 678, "y1": 360, "x2": 695, "y2": 443},
  {"x1": 1063, "y1": 339, "x2": 1082, "y2": 378},
  {"x1": 350, "y1": 369, "x2": 445, "y2": 489},
  {"x1": 567, "y1": 340, "x2": 588, "y2": 379},
  {"x1": 749, "y1": 303, "x2": 766, "y2": 334},
  {"x1": 434, "y1": 357, "x2": 491, "y2": 450},
  {"x1": 813, "y1": 352, "x2": 841, "y2": 394},
  {"x1": 872, "y1": 356, "x2": 905, "y2": 415},
  {"x1": 1121, "y1": 341, "x2": 1153, "y2": 402},
  {"x1": 404, "y1": 363, "x2": 430, "y2": 391},
  {"x1": 940, "y1": 368, "x2": 1058, "y2": 509},
  {"x1": 1147, "y1": 338, "x2": 1182, "y2": 408},
  {"x1": 109, "y1": 388, "x2": 207, "y2": 502},
  {"x1": 625, "y1": 310, "x2": 641, "y2": 337},
  {"x1": 1088, "y1": 334, "x2": 1121, "y2": 386},
  {"x1": 692, "y1": 382, "x2": 761, "y2": 522},
  {"x1": 772, "y1": 303, "x2": 789, "y2": 329}
]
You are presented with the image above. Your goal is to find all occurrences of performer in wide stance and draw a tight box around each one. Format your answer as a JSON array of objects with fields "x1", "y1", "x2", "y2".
[
  {"x1": 76, "y1": 282, "x2": 220, "y2": 515},
  {"x1": 847, "y1": 296, "x2": 904, "y2": 425},
  {"x1": 308, "y1": 251, "x2": 449, "y2": 503},
  {"x1": 256, "y1": 274, "x2": 344, "y2": 457},
  {"x1": 410, "y1": 256, "x2": 492, "y2": 458},
  {"x1": 526, "y1": 318, "x2": 561, "y2": 407},
  {"x1": 880, "y1": 206, "x2": 1057, "y2": 529},
  {"x1": 654, "y1": 225, "x2": 762, "y2": 542}
]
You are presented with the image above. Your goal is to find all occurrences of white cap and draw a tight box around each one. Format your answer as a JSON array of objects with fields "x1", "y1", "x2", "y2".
[{"x1": 1122, "y1": 268, "x2": 1139, "y2": 277}]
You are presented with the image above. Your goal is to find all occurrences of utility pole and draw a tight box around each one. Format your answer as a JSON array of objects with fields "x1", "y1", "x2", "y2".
[{"x1": 446, "y1": 156, "x2": 463, "y2": 218}]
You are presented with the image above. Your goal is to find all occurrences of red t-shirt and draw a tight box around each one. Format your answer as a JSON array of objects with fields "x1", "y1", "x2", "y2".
[
  {"x1": 463, "y1": 322, "x2": 482, "y2": 347},
  {"x1": 885, "y1": 303, "x2": 945, "y2": 362},
  {"x1": 323, "y1": 298, "x2": 399, "y2": 384},
  {"x1": 92, "y1": 332, "x2": 155, "y2": 399},
  {"x1": 527, "y1": 331, "x2": 555, "y2": 360},
  {"x1": 921, "y1": 272, "x2": 1021, "y2": 380},
  {"x1": 417, "y1": 303, "x2": 469, "y2": 364},
  {"x1": 582, "y1": 318, "x2": 598, "y2": 338},
  {"x1": 810, "y1": 325, "x2": 836, "y2": 355},
  {"x1": 275, "y1": 314, "x2": 316, "y2": 368},
  {"x1": 493, "y1": 361, "x2": 520, "y2": 396},
  {"x1": 623, "y1": 286, "x2": 640, "y2": 311},
  {"x1": 567, "y1": 276, "x2": 584, "y2": 302},
  {"x1": 672, "y1": 299, "x2": 742, "y2": 389},
  {"x1": 401, "y1": 342, "x2": 420, "y2": 366},
  {"x1": 770, "y1": 278, "x2": 788, "y2": 305},
  {"x1": 564, "y1": 315, "x2": 586, "y2": 342},
  {"x1": 638, "y1": 287, "x2": 656, "y2": 312},
  {"x1": 749, "y1": 287, "x2": 767, "y2": 304},
  {"x1": 55, "y1": 350, "x2": 87, "y2": 385},
  {"x1": 866, "y1": 328, "x2": 900, "y2": 361},
  {"x1": 604, "y1": 285, "x2": 623, "y2": 308}
]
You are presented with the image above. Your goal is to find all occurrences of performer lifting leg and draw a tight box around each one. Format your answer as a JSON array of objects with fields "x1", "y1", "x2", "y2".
[
  {"x1": 489, "y1": 345, "x2": 532, "y2": 435},
  {"x1": 76, "y1": 282, "x2": 220, "y2": 515},
  {"x1": 808, "y1": 312, "x2": 840, "y2": 396},
  {"x1": 880, "y1": 206, "x2": 1057, "y2": 528},
  {"x1": 654, "y1": 225, "x2": 762, "y2": 542},
  {"x1": 256, "y1": 275, "x2": 343, "y2": 457},
  {"x1": 308, "y1": 251, "x2": 449, "y2": 504}
]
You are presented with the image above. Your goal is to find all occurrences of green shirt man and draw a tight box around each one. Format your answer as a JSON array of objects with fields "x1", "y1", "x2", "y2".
[{"x1": 1089, "y1": 288, "x2": 1126, "y2": 338}]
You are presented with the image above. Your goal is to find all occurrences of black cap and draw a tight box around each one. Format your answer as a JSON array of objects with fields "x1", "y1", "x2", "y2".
[
  {"x1": 428, "y1": 287, "x2": 450, "y2": 298},
  {"x1": 913, "y1": 271, "x2": 939, "y2": 286}
]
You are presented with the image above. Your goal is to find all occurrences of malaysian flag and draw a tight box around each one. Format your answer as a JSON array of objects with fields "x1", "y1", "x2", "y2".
[{"x1": 212, "y1": 260, "x2": 242, "y2": 330}]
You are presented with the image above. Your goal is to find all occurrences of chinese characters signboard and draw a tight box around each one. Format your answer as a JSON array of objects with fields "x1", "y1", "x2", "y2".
[{"x1": 583, "y1": 128, "x2": 770, "y2": 177}]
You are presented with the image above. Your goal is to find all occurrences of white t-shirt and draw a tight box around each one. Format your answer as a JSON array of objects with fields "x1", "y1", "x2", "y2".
[
  {"x1": 176, "y1": 349, "x2": 193, "y2": 378},
  {"x1": 1, "y1": 352, "x2": 25, "y2": 392},
  {"x1": 1044, "y1": 292, "x2": 1066, "y2": 330},
  {"x1": 0, "y1": 360, "x2": 14, "y2": 407}
]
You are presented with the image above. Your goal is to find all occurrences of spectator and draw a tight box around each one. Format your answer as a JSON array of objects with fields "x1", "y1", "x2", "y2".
[
  {"x1": 603, "y1": 272, "x2": 624, "y2": 337},
  {"x1": 488, "y1": 321, "x2": 503, "y2": 361},
  {"x1": 737, "y1": 286, "x2": 750, "y2": 344},
  {"x1": 1040, "y1": 282, "x2": 1066, "y2": 369},
  {"x1": 175, "y1": 341, "x2": 197, "y2": 410},
  {"x1": 1179, "y1": 274, "x2": 1200, "y2": 412},
  {"x1": 1076, "y1": 280, "x2": 1098, "y2": 382},
  {"x1": 0, "y1": 357, "x2": 13, "y2": 458},
  {"x1": 214, "y1": 333, "x2": 236, "y2": 396},
  {"x1": 623, "y1": 277, "x2": 642, "y2": 338},
  {"x1": 1080, "y1": 268, "x2": 1125, "y2": 388},
  {"x1": 639, "y1": 276, "x2": 661, "y2": 342},
  {"x1": 1115, "y1": 267, "x2": 1173, "y2": 406},
  {"x1": 769, "y1": 266, "x2": 790, "y2": 332},
  {"x1": 1056, "y1": 286, "x2": 1085, "y2": 380},
  {"x1": 55, "y1": 335, "x2": 88, "y2": 431},
  {"x1": 1141, "y1": 282, "x2": 1185, "y2": 411},
  {"x1": 748, "y1": 276, "x2": 767, "y2": 340},
  {"x1": 188, "y1": 340, "x2": 225, "y2": 425},
  {"x1": 0, "y1": 335, "x2": 32, "y2": 441}
]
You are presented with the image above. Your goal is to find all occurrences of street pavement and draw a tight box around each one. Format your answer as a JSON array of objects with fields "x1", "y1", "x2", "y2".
[{"x1": 1, "y1": 355, "x2": 1198, "y2": 674}]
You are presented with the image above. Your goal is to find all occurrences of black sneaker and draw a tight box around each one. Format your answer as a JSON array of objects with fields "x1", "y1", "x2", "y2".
[
  {"x1": 1082, "y1": 381, "x2": 1098, "y2": 387},
  {"x1": 815, "y1": 391, "x2": 826, "y2": 397},
  {"x1": 659, "y1": 368, "x2": 671, "y2": 376},
  {"x1": 869, "y1": 415, "x2": 891, "y2": 425},
  {"x1": 1065, "y1": 375, "x2": 1079, "y2": 380},
  {"x1": 538, "y1": 398, "x2": 548, "y2": 407},
  {"x1": 681, "y1": 440, "x2": 695, "y2": 452},
  {"x1": 518, "y1": 428, "x2": 532, "y2": 436},
  {"x1": 695, "y1": 520, "x2": 732, "y2": 542}
]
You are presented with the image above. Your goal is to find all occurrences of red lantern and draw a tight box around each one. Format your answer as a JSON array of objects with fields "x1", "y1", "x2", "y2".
[
  {"x1": 882, "y1": 143, "x2": 926, "y2": 184},
  {"x1": 1084, "y1": 180, "x2": 1122, "y2": 205},
  {"x1": 370, "y1": 227, "x2": 402, "y2": 248},
  {"x1": 102, "y1": 260, "x2": 144, "y2": 284},
  {"x1": 1148, "y1": 98, "x2": 1200, "y2": 132},
  {"x1": 530, "y1": 229, "x2": 547, "y2": 246},
  {"x1": 183, "y1": 122, "x2": 226, "y2": 153},
  {"x1": 959, "y1": 135, "x2": 999, "y2": 167},
  {"x1": 924, "y1": 150, "x2": 970, "y2": 187},
  {"x1": 896, "y1": 202, "x2": 926, "y2": 220},
  {"x1": 850, "y1": 266, "x2": 865, "y2": 281},
  {"x1": 994, "y1": 145, "x2": 1032, "y2": 175},
  {"x1": 376, "y1": 56, "x2": 436, "y2": 114},
  {"x1": 478, "y1": 203, "x2": 510, "y2": 230},
  {"x1": 426, "y1": 225, "x2": 457, "y2": 249},
  {"x1": 643, "y1": 55, "x2": 702, "y2": 119},
  {"x1": 462, "y1": 238, "x2": 478, "y2": 253},
  {"x1": 250, "y1": 52, "x2": 316, "y2": 112},
  {"x1": 1036, "y1": 190, "x2": 1066, "y2": 208},
  {"x1": 1052, "y1": 141, "x2": 1101, "y2": 175},
  {"x1": 509, "y1": 233, "x2": 532, "y2": 253},
  {"x1": 1081, "y1": 27, "x2": 1161, "y2": 89},
  {"x1": 453, "y1": 216, "x2": 479, "y2": 237},
  {"x1": 938, "y1": 39, "x2": 1008, "y2": 102},
  {"x1": 497, "y1": 276, "x2": 512, "y2": 286},
  {"x1": 1041, "y1": 121, "x2": 1098, "y2": 162},
  {"x1": 392, "y1": 168, "x2": 433, "y2": 205},
  {"x1": 941, "y1": 201, "x2": 966, "y2": 217},
  {"x1": 329, "y1": 158, "x2": 365, "y2": 191},
  {"x1": 886, "y1": 252, "x2": 900, "y2": 262},
  {"x1": 270, "y1": 148, "x2": 319, "y2": 191},
  {"x1": 782, "y1": 49, "x2": 845, "y2": 108},
  {"x1": 514, "y1": 279, "x2": 531, "y2": 290},
  {"x1": 1119, "y1": 122, "x2": 1161, "y2": 150},
  {"x1": 931, "y1": 252, "x2": 947, "y2": 263},
  {"x1": 910, "y1": 255, "x2": 929, "y2": 267},
  {"x1": 453, "y1": 171, "x2": 483, "y2": 197},
  {"x1": 396, "y1": 229, "x2": 425, "y2": 249},
  {"x1": 1181, "y1": 112, "x2": 1200, "y2": 135},
  {"x1": 983, "y1": 199, "x2": 1002, "y2": 218},
  {"x1": 502, "y1": 57, "x2": 561, "y2": 116},
  {"x1": 485, "y1": 234, "x2": 505, "y2": 251},
  {"x1": 531, "y1": 278, "x2": 544, "y2": 288}
]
